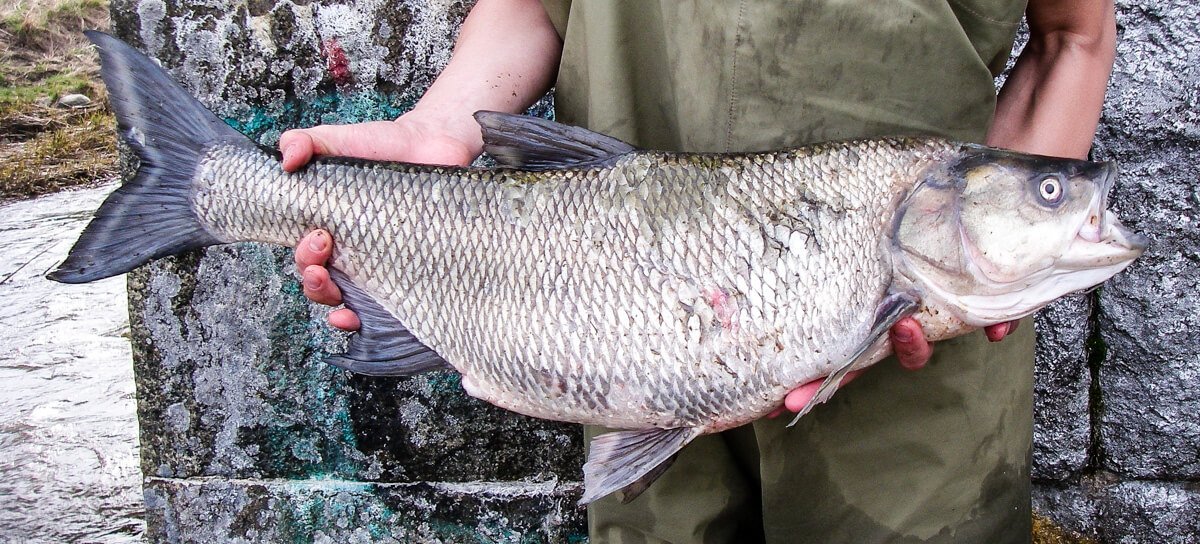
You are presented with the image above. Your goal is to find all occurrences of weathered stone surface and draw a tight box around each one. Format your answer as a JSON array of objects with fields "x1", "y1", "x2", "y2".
[
  {"x1": 143, "y1": 476, "x2": 585, "y2": 543},
  {"x1": 1094, "y1": 147, "x2": 1200, "y2": 478},
  {"x1": 1032, "y1": 480, "x2": 1101, "y2": 541},
  {"x1": 109, "y1": 0, "x2": 477, "y2": 145},
  {"x1": 1035, "y1": 476, "x2": 1200, "y2": 543},
  {"x1": 1032, "y1": 295, "x2": 1094, "y2": 480},
  {"x1": 1099, "y1": 480, "x2": 1200, "y2": 543},
  {"x1": 117, "y1": 0, "x2": 583, "y2": 540},
  {"x1": 1092, "y1": 0, "x2": 1200, "y2": 480},
  {"x1": 127, "y1": 248, "x2": 583, "y2": 484}
]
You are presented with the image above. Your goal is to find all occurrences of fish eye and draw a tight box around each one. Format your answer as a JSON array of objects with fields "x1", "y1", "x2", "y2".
[{"x1": 1038, "y1": 176, "x2": 1064, "y2": 204}]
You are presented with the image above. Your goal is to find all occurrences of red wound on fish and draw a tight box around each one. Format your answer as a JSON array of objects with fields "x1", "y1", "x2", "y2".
[{"x1": 704, "y1": 287, "x2": 739, "y2": 332}]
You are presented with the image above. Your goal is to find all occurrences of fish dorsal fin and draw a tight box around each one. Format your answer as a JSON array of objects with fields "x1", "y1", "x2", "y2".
[
  {"x1": 474, "y1": 111, "x2": 635, "y2": 170},
  {"x1": 323, "y1": 268, "x2": 451, "y2": 376},
  {"x1": 579, "y1": 427, "x2": 701, "y2": 505}
]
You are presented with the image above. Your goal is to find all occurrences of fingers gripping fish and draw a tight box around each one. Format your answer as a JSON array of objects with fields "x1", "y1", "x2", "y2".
[{"x1": 51, "y1": 32, "x2": 1147, "y2": 505}]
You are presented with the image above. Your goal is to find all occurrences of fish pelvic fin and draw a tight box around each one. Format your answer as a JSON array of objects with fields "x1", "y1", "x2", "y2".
[
  {"x1": 48, "y1": 31, "x2": 248, "y2": 283},
  {"x1": 323, "y1": 268, "x2": 450, "y2": 376},
  {"x1": 787, "y1": 290, "x2": 922, "y2": 427},
  {"x1": 580, "y1": 427, "x2": 701, "y2": 505},
  {"x1": 474, "y1": 111, "x2": 635, "y2": 170}
]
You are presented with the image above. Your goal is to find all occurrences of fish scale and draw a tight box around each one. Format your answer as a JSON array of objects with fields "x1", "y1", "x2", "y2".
[{"x1": 191, "y1": 139, "x2": 953, "y2": 432}]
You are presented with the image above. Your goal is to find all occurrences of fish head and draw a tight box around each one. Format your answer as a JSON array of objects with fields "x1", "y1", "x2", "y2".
[{"x1": 893, "y1": 145, "x2": 1148, "y2": 327}]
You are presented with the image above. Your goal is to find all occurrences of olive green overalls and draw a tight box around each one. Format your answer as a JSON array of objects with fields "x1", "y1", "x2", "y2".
[{"x1": 538, "y1": 2, "x2": 1033, "y2": 542}]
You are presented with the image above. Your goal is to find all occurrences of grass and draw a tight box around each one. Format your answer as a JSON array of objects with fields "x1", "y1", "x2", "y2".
[
  {"x1": 0, "y1": 0, "x2": 115, "y2": 201},
  {"x1": 0, "y1": 105, "x2": 115, "y2": 199}
]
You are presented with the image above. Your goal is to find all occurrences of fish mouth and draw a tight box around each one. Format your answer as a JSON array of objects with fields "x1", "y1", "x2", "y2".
[
  {"x1": 1060, "y1": 163, "x2": 1148, "y2": 270},
  {"x1": 1059, "y1": 211, "x2": 1148, "y2": 269}
]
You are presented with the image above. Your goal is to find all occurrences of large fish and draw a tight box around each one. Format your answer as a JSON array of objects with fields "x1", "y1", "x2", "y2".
[{"x1": 53, "y1": 32, "x2": 1147, "y2": 504}]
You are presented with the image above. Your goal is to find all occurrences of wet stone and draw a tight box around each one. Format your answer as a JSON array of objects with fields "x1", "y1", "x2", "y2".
[
  {"x1": 128, "y1": 248, "x2": 583, "y2": 484},
  {"x1": 1032, "y1": 295, "x2": 1094, "y2": 480},
  {"x1": 143, "y1": 476, "x2": 586, "y2": 543},
  {"x1": 1035, "y1": 476, "x2": 1200, "y2": 543},
  {"x1": 1093, "y1": 133, "x2": 1200, "y2": 478},
  {"x1": 1098, "y1": 480, "x2": 1200, "y2": 542},
  {"x1": 1032, "y1": 481, "x2": 1100, "y2": 541}
]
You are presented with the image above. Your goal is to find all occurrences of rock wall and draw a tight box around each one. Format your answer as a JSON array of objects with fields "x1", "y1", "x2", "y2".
[
  {"x1": 113, "y1": 1, "x2": 579, "y2": 542},
  {"x1": 1030, "y1": 2, "x2": 1200, "y2": 541},
  {"x1": 111, "y1": 0, "x2": 1197, "y2": 542}
]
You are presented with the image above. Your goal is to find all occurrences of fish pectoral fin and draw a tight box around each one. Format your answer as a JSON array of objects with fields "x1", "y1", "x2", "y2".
[
  {"x1": 580, "y1": 427, "x2": 701, "y2": 505},
  {"x1": 474, "y1": 111, "x2": 635, "y2": 170},
  {"x1": 787, "y1": 290, "x2": 921, "y2": 427},
  {"x1": 616, "y1": 452, "x2": 680, "y2": 504},
  {"x1": 323, "y1": 268, "x2": 450, "y2": 376}
]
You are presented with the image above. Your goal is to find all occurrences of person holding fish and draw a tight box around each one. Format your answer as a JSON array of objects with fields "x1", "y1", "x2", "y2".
[{"x1": 282, "y1": 0, "x2": 1117, "y2": 541}]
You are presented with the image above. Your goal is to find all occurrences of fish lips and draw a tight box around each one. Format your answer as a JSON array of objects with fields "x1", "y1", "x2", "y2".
[
  {"x1": 1059, "y1": 163, "x2": 1148, "y2": 270},
  {"x1": 1059, "y1": 211, "x2": 1148, "y2": 270}
]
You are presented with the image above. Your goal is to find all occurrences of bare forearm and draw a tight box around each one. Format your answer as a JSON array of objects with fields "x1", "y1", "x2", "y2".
[
  {"x1": 987, "y1": 0, "x2": 1117, "y2": 160},
  {"x1": 410, "y1": 0, "x2": 563, "y2": 156}
]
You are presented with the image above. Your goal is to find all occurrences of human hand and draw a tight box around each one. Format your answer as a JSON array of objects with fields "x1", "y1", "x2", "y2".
[
  {"x1": 769, "y1": 317, "x2": 1018, "y2": 418},
  {"x1": 279, "y1": 116, "x2": 480, "y2": 173},
  {"x1": 285, "y1": 112, "x2": 482, "y2": 331}
]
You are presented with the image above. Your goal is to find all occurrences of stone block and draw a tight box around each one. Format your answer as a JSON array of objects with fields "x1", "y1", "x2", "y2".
[
  {"x1": 1032, "y1": 295, "x2": 1094, "y2": 480},
  {"x1": 1035, "y1": 477, "x2": 1200, "y2": 543},
  {"x1": 1099, "y1": 480, "x2": 1200, "y2": 543},
  {"x1": 1091, "y1": 1, "x2": 1200, "y2": 480},
  {"x1": 1032, "y1": 481, "x2": 1100, "y2": 541},
  {"x1": 143, "y1": 476, "x2": 585, "y2": 543},
  {"x1": 1105, "y1": 1, "x2": 1200, "y2": 145}
]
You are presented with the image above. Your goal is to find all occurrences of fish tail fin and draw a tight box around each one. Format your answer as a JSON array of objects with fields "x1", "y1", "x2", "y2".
[{"x1": 48, "y1": 31, "x2": 245, "y2": 283}]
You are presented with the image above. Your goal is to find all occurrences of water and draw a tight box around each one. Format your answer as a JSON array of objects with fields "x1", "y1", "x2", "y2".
[{"x1": 0, "y1": 183, "x2": 144, "y2": 542}]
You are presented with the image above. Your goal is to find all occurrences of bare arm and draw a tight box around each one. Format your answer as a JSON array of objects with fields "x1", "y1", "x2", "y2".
[
  {"x1": 408, "y1": 0, "x2": 564, "y2": 156},
  {"x1": 988, "y1": 0, "x2": 1117, "y2": 159},
  {"x1": 279, "y1": 0, "x2": 563, "y2": 171}
]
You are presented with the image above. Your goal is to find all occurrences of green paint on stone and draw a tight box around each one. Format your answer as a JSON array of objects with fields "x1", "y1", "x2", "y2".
[
  {"x1": 427, "y1": 371, "x2": 463, "y2": 395},
  {"x1": 223, "y1": 90, "x2": 423, "y2": 145}
]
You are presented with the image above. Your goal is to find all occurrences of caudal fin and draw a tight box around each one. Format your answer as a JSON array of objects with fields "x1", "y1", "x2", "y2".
[{"x1": 48, "y1": 31, "x2": 246, "y2": 283}]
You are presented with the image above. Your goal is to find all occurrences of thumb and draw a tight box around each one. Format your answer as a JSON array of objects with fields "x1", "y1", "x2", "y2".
[
  {"x1": 279, "y1": 124, "x2": 391, "y2": 172},
  {"x1": 279, "y1": 129, "x2": 317, "y2": 172}
]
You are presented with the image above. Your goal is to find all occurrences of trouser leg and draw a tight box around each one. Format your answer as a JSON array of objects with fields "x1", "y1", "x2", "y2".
[
  {"x1": 585, "y1": 422, "x2": 764, "y2": 544},
  {"x1": 754, "y1": 326, "x2": 1034, "y2": 544},
  {"x1": 587, "y1": 326, "x2": 1035, "y2": 544}
]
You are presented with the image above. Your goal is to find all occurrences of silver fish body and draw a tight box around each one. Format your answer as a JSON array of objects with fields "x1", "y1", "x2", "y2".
[
  {"x1": 54, "y1": 33, "x2": 1147, "y2": 504},
  {"x1": 192, "y1": 139, "x2": 954, "y2": 432}
]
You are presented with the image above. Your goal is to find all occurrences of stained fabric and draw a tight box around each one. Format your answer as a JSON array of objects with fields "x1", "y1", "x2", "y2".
[{"x1": 540, "y1": 1, "x2": 1034, "y2": 542}]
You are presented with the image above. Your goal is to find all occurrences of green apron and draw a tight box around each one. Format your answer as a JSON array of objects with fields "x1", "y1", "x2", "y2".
[{"x1": 540, "y1": 2, "x2": 1032, "y2": 542}]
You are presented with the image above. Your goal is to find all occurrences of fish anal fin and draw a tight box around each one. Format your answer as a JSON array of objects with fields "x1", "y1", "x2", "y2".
[
  {"x1": 580, "y1": 427, "x2": 700, "y2": 505},
  {"x1": 323, "y1": 268, "x2": 450, "y2": 376},
  {"x1": 474, "y1": 111, "x2": 635, "y2": 171},
  {"x1": 788, "y1": 290, "x2": 921, "y2": 426}
]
